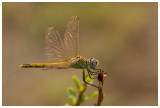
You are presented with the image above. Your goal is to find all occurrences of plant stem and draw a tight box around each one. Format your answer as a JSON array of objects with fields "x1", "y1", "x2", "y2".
[
  {"x1": 95, "y1": 70, "x2": 107, "y2": 106},
  {"x1": 75, "y1": 83, "x2": 87, "y2": 106},
  {"x1": 95, "y1": 82, "x2": 104, "y2": 106}
]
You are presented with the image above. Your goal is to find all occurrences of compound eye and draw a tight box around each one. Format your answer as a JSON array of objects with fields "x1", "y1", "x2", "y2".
[
  {"x1": 90, "y1": 57, "x2": 97, "y2": 69},
  {"x1": 96, "y1": 60, "x2": 99, "y2": 65}
]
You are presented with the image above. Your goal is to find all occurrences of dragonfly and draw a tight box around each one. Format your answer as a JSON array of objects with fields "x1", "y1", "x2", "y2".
[{"x1": 20, "y1": 16, "x2": 102, "y2": 88}]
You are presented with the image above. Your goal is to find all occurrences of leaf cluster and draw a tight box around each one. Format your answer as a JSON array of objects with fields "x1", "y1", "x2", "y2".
[{"x1": 65, "y1": 75, "x2": 98, "y2": 106}]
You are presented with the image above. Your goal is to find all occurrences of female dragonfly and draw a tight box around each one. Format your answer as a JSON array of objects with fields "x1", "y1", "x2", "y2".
[{"x1": 20, "y1": 16, "x2": 102, "y2": 88}]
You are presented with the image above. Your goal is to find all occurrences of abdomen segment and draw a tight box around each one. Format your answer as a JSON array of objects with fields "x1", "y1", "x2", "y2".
[{"x1": 19, "y1": 62, "x2": 70, "y2": 69}]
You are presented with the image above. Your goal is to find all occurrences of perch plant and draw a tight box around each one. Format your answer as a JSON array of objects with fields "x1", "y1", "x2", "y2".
[{"x1": 66, "y1": 70, "x2": 107, "y2": 106}]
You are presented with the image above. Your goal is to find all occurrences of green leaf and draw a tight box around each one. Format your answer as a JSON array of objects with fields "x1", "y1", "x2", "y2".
[
  {"x1": 103, "y1": 93, "x2": 105, "y2": 98},
  {"x1": 79, "y1": 86, "x2": 85, "y2": 92},
  {"x1": 85, "y1": 75, "x2": 94, "y2": 83},
  {"x1": 71, "y1": 96, "x2": 76, "y2": 105},
  {"x1": 84, "y1": 72, "x2": 94, "y2": 83},
  {"x1": 85, "y1": 91, "x2": 98, "y2": 100},
  {"x1": 72, "y1": 75, "x2": 82, "y2": 90},
  {"x1": 67, "y1": 87, "x2": 77, "y2": 99}
]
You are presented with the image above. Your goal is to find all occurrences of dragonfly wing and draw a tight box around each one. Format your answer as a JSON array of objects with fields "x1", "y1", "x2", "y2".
[
  {"x1": 45, "y1": 27, "x2": 70, "y2": 62},
  {"x1": 64, "y1": 16, "x2": 80, "y2": 57}
]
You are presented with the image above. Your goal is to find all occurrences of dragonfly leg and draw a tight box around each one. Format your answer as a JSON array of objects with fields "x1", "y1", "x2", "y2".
[
  {"x1": 87, "y1": 71, "x2": 97, "y2": 79},
  {"x1": 83, "y1": 69, "x2": 99, "y2": 88},
  {"x1": 94, "y1": 69, "x2": 101, "y2": 71},
  {"x1": 89, "y1": 69, "x2": 100, "y2": 75}
]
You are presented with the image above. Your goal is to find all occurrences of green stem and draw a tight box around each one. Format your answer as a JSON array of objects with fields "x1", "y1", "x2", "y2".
[{"x1": 74, "y1": 83, "x2": 87, "y2": 106}]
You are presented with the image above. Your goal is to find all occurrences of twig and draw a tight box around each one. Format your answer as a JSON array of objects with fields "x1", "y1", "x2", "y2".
[
  {"x1": 75, "y1": 83, "x2": 87, "y2": 106},
  {"x1": 95, "y1": 70, "x2": 107, "y2": 106},
  {"x1": 95, "y1": 82, "x2": 104, "y2": 105}
]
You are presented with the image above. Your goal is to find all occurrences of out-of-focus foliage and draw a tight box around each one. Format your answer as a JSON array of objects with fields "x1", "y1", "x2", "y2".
[
  {"x1": 72, "y1": 76, "x2": 82, "y2": 90},
  {"x1": 67, "y1": 75, "x2": 98, "y2": 105},
  {"x1": 85, "y1": 91, "x2": 98, "y2": 100},
  {"x1": 3, "y1": 2, "x2": 157, "y2": 106}
]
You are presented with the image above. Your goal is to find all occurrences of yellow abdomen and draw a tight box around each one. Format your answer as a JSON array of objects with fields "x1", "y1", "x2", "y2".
[{"x1": 19, "y1": 62, "x2": 70, "y2": 69}]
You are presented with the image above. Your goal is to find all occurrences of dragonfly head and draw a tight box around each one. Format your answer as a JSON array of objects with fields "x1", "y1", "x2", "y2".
[{"x1": 89, "y1": 57, "x2": 99, "y2": 69}]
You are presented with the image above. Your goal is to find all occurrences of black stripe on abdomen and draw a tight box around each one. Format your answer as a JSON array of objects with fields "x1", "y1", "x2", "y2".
[{"x1": 21, "y1": 64, "x2": 45, "y2": 68}]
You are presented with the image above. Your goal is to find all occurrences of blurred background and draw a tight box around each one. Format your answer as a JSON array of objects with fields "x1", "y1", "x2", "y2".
[{"x1": 2, "y1": 2, "x2": 158, "y2": 106}]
